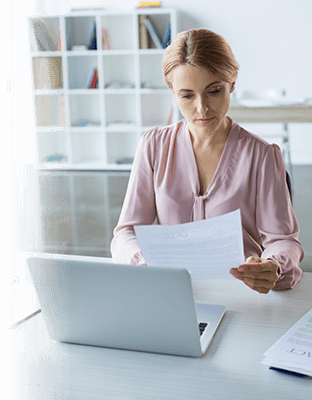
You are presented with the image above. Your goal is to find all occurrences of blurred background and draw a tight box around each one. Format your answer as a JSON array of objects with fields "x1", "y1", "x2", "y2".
[{"x1": 5, "y1": 0, "x2": 312, "y2": 273}]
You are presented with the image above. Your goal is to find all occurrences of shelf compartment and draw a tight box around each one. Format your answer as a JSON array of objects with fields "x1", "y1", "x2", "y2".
[
  {"x1": 106, "y1": 132, "x2": 138, "y2": 165},
  {"x1": 101, "y1": 14, "x2": 134, "y2": 50},
  {"x1": 139, "y1": 53, "x2": 167, "y2": 89},
  {"x1": 102, "y1": 54, "x2": 136, "y2": 89},
  {"x1": 104, "y1": 94, "x2": 137, "y2": 126},
  {"x1": 66, "y1": 16, "x2": 97, "y2": 51},
  {"x1": 32, "y1": 57, "x2": 63, "y2": 90},
  {"x1": 137, "y1": 13, "x2": 171, "y2": 50},
  {"x1": 37, "y1": 130, "x2": 69, "y2": 164},
  {"x1": 71, "y1": 131, "x2": 105, "y2": 165},
  {"x1": 35, "y1": 95, "x2": 66, "y2": 127},
  {"x1": 29, "y1": 17, "x2": 60, "y2": 52},
  {"x1": 68, "y1": 56, "x2": 98, "y2": 89},
  {"x1": 141, "y1": 93, "x2": 174, "y2": 127},
  {"x1": 69, "y1": 94, "x2": 101, "y2": 127}
]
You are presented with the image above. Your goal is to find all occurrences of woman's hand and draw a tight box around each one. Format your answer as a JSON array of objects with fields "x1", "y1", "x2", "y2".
[{"x1": 230, "y1": 257, "x2": 280, "y2": 294}]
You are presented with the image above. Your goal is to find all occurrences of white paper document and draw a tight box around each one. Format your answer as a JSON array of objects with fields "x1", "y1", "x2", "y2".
[
  {"x1": 134, "y1": 209, "x2": 244, "y2": 279},
  {"x1": 262, "y1": 307, "x2": 312, "y2": 376}
]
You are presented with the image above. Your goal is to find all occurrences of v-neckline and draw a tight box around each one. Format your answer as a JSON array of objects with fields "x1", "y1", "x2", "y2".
[{"x1": 184, "y1": 118, "x2": 236, "y2": 198}]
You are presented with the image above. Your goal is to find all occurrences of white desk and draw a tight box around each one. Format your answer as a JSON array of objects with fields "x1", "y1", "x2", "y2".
[
  {"x1": 13, "y1": 265, "x2": 312, "y2": 399},
  {"x1": 228, "y1": 104, "x2": 312, "y2": 123}
]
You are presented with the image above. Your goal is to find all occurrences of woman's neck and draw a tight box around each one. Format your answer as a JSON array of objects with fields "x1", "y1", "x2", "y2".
[{"x1": 189, "y1": 117, "x2": 232, "y2": 149}]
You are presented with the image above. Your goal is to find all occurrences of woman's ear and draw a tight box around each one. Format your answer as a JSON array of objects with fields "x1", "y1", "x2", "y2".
[{"x1": 230, "y1": 81, "x2": 236, "y2": 93}]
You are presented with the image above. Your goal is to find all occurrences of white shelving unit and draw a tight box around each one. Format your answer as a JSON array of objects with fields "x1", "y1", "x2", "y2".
[
  {"x1": 29, "y1": 8, "x2": 179, "y2": 256},
  {"x1": 29, "y1": 8, "x2": 179, "y2": 170}
]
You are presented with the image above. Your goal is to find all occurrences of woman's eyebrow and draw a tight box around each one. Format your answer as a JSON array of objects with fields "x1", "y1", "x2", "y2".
[{"x1": 178, "y1": 81, "x2": 223, "y2": 92}]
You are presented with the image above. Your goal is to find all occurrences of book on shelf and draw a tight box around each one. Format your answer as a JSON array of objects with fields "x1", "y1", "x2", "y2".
[
  {"x1": 143, "y1": 17, "x2": 163, "y2": 49},
  {"x1": 162, "y1": 22, "x2": 171, "y2": 48},
  {"x1": 29, "y1": 22, "x2": 39, "y2": 52},
  {"x1": 32, "y1": 19, "x2": 58, "y2": 51},
  {"x1": 88, "y1": 23, "x2": 97, "y2": 50},
  {"x1": 102, "y1": 28, "x2": 111, "y2": 50},
  {"x1": 139, "y1": 15, "x2": 149, "y2": 49},
  {"x1": 137, "y1": 1, "x2": 162, "y2": 8},
  {"x1": 88, "y1": 67, "x2": 99, "y2": 89}
]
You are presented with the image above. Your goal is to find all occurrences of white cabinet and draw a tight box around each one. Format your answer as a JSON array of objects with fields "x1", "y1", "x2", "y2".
[{"x1": 29, "y1": 8, "x2": 178, "y2": 170}]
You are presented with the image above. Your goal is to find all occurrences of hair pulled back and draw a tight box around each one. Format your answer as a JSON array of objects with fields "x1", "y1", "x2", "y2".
[{"x1": 162, "y1": 29, "x2": 239, "y2": 88}]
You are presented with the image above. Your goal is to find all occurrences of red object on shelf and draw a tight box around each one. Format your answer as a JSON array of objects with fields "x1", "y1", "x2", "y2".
[{"x1": 89, "y1": 68, "x2": 98, "y2": 89}]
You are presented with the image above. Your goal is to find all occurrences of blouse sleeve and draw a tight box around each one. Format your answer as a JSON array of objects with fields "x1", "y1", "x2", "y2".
[
  {"x1": 256, "y1": 144, "x2": 304, "y2": 290},
  {"x1": 110, "y1": 130, "x2": 157, "y2": 264}
]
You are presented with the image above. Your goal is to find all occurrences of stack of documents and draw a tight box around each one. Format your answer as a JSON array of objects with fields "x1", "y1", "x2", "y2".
[
  {"x1": 262, "y1": 308, "x2": 312, "y2": 377},
  {"x1": 134, "y1": 209, "x2": 244, "y2": 279}
]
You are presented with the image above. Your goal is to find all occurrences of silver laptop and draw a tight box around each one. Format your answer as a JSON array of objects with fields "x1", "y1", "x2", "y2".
[{"x1": 27, "y1": 257, "x2": 225, "y2": 357}]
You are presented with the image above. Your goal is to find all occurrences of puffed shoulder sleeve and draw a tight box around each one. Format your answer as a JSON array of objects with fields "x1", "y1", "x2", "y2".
[
  {"x1": 110, "y1": 130, "x2": 157, "y2": 264},
  {"x1": 256, "y1": 144, "x2": 304, "y2": 290}
]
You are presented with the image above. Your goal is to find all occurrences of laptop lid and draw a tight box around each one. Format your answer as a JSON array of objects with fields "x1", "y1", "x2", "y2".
[
  {"x1": 27, "y1": 257, "x2": 223, "y2": 357},
  {"x1": 27, "y1": 257, "x2": 207, "y2": 356}
]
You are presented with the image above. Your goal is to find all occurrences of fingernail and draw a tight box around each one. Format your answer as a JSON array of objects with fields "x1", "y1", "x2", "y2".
[
  {"x1": 238, "y1": 266, "x2": 244, "y2": 272},
  {"x1": 230, "y1": 269, "x2": 236, "y2": 275}
]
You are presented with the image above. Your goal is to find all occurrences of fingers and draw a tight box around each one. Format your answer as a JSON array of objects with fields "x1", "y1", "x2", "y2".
[
  {"x1": 230, "y1": 258, "x2": 280, "y2": 294},
  {"x1": 238, "y1": 257, "x2": 279, "y2": 275},
  {"x1": 239, "y1": 276, "x2": 275, "y2": 294},
  {"x1": 230, "y1": 272, "x2": 276, "y2": 294},
  {"x1": 237, "y1": 263, "x2": 278, "y2": 274}
]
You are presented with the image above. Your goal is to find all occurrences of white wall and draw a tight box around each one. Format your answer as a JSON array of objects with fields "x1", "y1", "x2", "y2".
[
  {"x1": 69, "y1": 0, "x2": 312, "y2": 164},
  {"x1": 163, "y1": 0, "x2": 312, "y2": 97}
]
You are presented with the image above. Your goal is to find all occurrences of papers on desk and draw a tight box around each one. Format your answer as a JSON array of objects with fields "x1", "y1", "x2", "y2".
[
  {"x1": 262, "y1": 307, "x2": 312, "y2": 377},
  {"x1": 134, "y1": 209, "x2": 244, "y2": 279}
]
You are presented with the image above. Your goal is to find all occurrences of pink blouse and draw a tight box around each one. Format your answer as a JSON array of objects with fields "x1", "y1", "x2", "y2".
[{"x1": 111, "y1": 118, "x2": 304, "y2": 290}]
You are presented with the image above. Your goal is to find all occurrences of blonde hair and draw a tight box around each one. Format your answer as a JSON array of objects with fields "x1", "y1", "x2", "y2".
[{"x1": 162, "y1": 29, "x2": 239, "y2": 88}]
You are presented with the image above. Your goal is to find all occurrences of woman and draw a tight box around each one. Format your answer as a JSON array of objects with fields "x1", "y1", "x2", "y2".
[{"x1": 111, "y1": 29, "x2": 304, "y2": 294}]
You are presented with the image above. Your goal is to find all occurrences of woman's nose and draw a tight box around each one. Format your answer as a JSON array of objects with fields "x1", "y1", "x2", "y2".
[{"x1": 196, "y1": 97, "x2": 209, "y2": 114}]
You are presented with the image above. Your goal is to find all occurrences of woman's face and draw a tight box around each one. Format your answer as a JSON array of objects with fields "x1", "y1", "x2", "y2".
[{"x1": 169, "y1": 64, "x2": 235, "y2": 137}]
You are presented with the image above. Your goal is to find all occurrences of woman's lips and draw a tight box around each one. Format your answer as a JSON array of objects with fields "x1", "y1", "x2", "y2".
[{"x1": 197, "y1": 118, "x2": 213, "y2": 124}]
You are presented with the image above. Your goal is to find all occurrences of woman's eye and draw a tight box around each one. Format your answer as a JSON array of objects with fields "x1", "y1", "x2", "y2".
[
  {"x1": 181, "y1": 94, "x2": 192, "y2": 99},
  {"x1": 208, "y1": 87, "x2": 221, "y2": 95}
]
